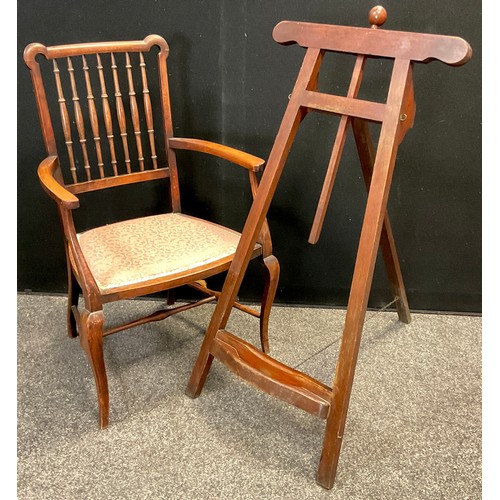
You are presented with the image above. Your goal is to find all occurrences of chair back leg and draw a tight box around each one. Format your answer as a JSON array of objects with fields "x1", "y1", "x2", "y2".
[{"x1": 259, "y1": 255, "x2": 280, "y2": 354}]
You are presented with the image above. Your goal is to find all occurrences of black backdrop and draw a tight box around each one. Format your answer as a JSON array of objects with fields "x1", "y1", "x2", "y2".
[{"x1": 17, "y1": 0, "x2": 481, "y2": 313}]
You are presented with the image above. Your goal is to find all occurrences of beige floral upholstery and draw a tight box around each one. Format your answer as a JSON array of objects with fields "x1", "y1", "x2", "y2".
[{"x1": 77, "y1": 213, "x2": 258, "y2": 294}]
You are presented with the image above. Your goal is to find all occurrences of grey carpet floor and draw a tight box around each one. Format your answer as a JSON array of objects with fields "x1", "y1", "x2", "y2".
[{"x1": 17, "y1": 294, "x2": 481, "y2": 499}]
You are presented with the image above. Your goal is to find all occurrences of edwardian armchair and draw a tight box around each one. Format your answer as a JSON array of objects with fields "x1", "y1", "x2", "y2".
[{"x1": 24, "y1": 35, "x2": 279, "y2": 429}]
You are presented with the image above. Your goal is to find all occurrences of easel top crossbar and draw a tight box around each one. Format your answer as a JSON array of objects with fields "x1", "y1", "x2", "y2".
[{"x1": 273, "y1": 22, "x2": 471, "y2": 66}]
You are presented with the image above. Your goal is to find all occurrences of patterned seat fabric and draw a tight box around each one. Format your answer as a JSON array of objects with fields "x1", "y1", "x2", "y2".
[{"x1": 77, "y1": 213, "x2": 256, "y2": 293}]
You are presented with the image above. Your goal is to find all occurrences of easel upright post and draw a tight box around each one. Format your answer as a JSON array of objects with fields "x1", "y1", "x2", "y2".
[{"x1": 317, "y1": 56, "x2": 413, "y2": 488}]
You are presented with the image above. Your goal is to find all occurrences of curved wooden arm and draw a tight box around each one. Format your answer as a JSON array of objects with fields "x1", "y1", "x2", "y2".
[
  {"x1": 37, "y1": 157, "x2": 99, "y2": 306},
  {"x1": 37, "y1": 156, "x2": 80, "y2": 209},
  {"x1": 168, "y1": 137, "x2": 265, "y2": 172},
  {"x1": 170, "y1": 137, "x2": 272, "y2": 252}
]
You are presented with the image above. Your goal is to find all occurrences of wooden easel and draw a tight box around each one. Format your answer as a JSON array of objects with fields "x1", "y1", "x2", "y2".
[{"x1": 185, "y1": 6, "x2": 471, "y2": 489}]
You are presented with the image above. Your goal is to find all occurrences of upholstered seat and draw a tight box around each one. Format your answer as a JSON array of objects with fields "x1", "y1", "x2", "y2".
[{"x1": 78, "y1": 213, "x2": 259, "y2": 294}]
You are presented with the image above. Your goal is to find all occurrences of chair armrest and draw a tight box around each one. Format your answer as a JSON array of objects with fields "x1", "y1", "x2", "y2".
[
  {"x1": 37, "y1": 156, "x2": 80, "y2": 209},
  {"x1": 168, "y1": 137, "x2": 265, "y2": 172}
]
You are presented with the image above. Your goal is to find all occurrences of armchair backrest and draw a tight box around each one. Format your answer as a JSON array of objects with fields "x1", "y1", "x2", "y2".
[{"x1": 24, "y1": 35, "x2": 181, "y2": 210}]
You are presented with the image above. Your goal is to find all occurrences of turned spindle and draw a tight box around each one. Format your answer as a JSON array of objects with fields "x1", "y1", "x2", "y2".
[
  {"x1": 67, "y1": 57, "x2": 91, "y2": 181},
  {"x1": 82, "y1": 55, "x2": 105, "y2": 179},
  {"x1": 139, "y1": 52, "x2": 158, "y2": 169},
  {"x1": 96, "y1": 54, "x2": 118, "y2": 176},
  {"x1": 125, "y1": 53, "x2": 145, "y2": 171},
  {"x1": 52, "y1": 60, "x2": 77, "y2": 183},
  {"x1": 111, "y1": 53, "x2": 132, "y2": 174}
]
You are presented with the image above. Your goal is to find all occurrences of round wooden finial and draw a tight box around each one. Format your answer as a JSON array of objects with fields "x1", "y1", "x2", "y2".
[{"x1": 368, "y1": 5, "x2": 387, "y2": 28}]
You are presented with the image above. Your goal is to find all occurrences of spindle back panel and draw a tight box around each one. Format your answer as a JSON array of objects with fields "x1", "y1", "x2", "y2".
[{"x1": 24, "y1": 35, "x2": 176, "y2": 195}]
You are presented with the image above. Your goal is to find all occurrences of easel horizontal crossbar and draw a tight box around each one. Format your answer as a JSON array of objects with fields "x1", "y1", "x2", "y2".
[
  {"x1": 212, "y1": 330, "x2": 332, "y2": 419},
  {"x1": 301, "y1": 90, "x2": 385, "y2": 122}
]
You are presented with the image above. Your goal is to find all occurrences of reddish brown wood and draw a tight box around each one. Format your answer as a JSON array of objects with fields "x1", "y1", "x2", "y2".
[
  {"x1": 96, "y1": 53, "x2": 119, "y2": 176},
  {"x1": 368, "y1": 5, "x2": 388, "y2": 27},
  {"x1": 212, "y1": 330, "x2": 332, "y2": 418},
  {"x1": 79, "y1": 309, "x2": 108, "y2": 428},
  {"x1": 26, "y1": 20, "x2": 471, "y2": 486},
  {"x1": 25, "y1": 35, "x2": 280, "y2": 429},
  {"x1": 300, "y1": 89, "x2": 386, "y2": 122},
  {"x1": 352, "y1": 117, "x2": 411, "y2": 323},
  {"x1": 67, "y1": 276, "x2": 80, "y2": 337},
  {"x1": 157, "y1": 42, "x2": 182, "y2": 213},
  {"x1": 102, "y1": 296, "x2": 217, "y2": 337},
  {"x1": 65, "y1": 234, "x2": 82, "y2": 339},
  {"x1": 184, "y1": 8, "x2": 471, "y2": 491},
  {"x1": 169, "y1": 137, "x2": 265, "y2": 171},
  {"x1": 22, "y1": 35, "x2": 168, "y2": 163},
  {"x1": 273, "y1": 21, "x2": 472, "y2": 66},
  {"x1": 126, "y1": 52, "x2": 145, "y2": 171},
  {"x1": 189, "y1": 255, "x2": 279, "y2": 356},
  {"x1": 111, "y1": 53, "x2": 132, "y2": 173},
  {"x1": 185, "y1": 47, "x2": 324, "y2": 398},
  {"x1": 259, "y1": 255, "x2": 280, "y2": 354},
  {"x1": 24, "y1": 44, "x2": 58, "y2": 155},
  {"x1": 188, "y1": 281, "x2": 260, "y2": 318},
  {"x1": 67, "y1": 168, "x2": 170, "y2": 194},
  {"x1": 59, "y1": 207, "x2": 101, "y2": 312},
  {"x1": 82, "y1": 55, "x2": 105, "y2": 178},
  {"x1": 53, "y1": 60, "x2": 78, "y2": 183},
  {"x1": 38, "y1": 156, "x2": 79, "y2": 208},
  {"x1": 27, "y1": 36, "x2": 167, "y2": 59},
  {"x1": 248, "y1": 167, "x2": 277, "y2": 353},
  {"x1": 248, "y1": 170, "x2": 272, "y2": 256},
  {"x1": 139, "y1": 52, "x2": 158, "y2": 169},
  {"x1": 317, "y1": 57, "x2": 413, "y2": 489},
  {"x1": 309, "y1": 54, "x2": 366, "y2": 244},
  {"x1": 67, "y1": 57, "x2": 92, "y2": 181}
]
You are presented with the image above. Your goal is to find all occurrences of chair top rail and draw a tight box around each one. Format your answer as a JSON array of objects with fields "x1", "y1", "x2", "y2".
[
  {"x1": 273, "y1": 21, "x2": 471, "y2": 66},
  {"x1": 24, "y1": 34, "x2": 169, "y2": 68}
]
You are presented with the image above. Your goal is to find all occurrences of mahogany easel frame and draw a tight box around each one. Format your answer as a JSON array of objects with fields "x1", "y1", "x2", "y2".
[{"x1": 185, "y1": 7, "x2": 471, "y2": 489}]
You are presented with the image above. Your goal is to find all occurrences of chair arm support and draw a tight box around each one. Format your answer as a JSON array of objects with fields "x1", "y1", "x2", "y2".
[
  {"x1": 37, "y1": 156, "x2": 80, "y2": 209},
  {"x1": 37, "y1": 157, "x2": 99, "y2": 306},
  {"x1": 168, "y1": 137, "x2": 265, "y2": 172}
]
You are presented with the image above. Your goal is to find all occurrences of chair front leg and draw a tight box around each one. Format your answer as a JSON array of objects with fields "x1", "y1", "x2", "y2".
[
  {"x1": 259, "y1": 255, "x2": 280, "y2": 354},
  {"x1": 79, "y1": 309, "x2": 109, "y2": 429}
]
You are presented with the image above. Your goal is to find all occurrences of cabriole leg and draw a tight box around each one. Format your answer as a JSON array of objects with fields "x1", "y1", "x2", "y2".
[
  {"x1": 259, "y1": 255, "x2": 280, "y2": 354},
  {"x1": 79, "y1": 309, "x2": 109, "y2": 429}
]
